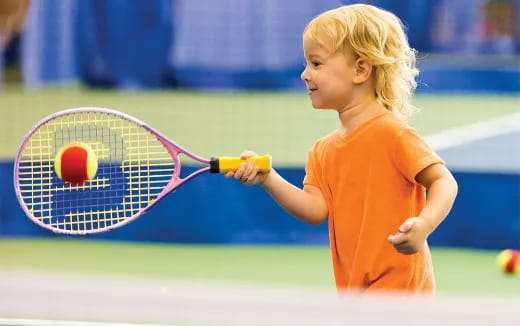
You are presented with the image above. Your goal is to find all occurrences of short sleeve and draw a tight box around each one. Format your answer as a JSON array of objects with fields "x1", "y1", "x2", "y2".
[
  {"x1": 392, "y1": 128, "x2": 444, "y2": 184},
  {"x1": 303, "y1": 143, "x2": 322, "y2": 189}
]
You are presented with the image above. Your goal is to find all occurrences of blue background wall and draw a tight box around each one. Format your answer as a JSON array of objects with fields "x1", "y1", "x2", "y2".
[
  {"x1": 2, "y1": 162, "x2": 519, "y2": 250},
  {"x1": 12, "y1": 0, "x2": 520, "y2": 92}
]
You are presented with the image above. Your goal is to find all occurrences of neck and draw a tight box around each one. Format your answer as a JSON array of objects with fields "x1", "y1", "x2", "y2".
[{"x1": 337, "y1": 97, "x2": 387, "y2": 135}]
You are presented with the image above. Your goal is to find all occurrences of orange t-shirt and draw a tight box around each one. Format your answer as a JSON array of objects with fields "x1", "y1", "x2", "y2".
[{"x1": 303, "y1": 111, "x2": 444, "y2": 296}]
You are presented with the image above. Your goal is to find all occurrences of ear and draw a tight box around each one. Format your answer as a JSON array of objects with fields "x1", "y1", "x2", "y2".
[{"x1": 352, "y1": 58, "x2": 373, "y2": 84}]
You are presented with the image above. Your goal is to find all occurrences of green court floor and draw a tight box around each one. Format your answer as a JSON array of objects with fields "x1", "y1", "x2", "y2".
[
  {"x1": 1, "y1": 88, "x2": 518, "y2": 165},
  {"x1": 0, "y1": 238, "x2": 518, "y2": 298}
]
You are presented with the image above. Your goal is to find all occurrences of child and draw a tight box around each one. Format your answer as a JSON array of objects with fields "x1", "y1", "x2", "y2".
[{"x1": 226, "y1": 4, "x2": 458, "y2": 296}]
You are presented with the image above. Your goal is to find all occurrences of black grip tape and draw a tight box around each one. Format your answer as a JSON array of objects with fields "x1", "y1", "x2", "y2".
[{"x1": 210, "y1": 157, "x2": 220, "y2": 173}]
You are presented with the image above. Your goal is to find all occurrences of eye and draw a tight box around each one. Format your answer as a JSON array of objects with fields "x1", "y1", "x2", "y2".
[{"x1": 311, "y1": 61, "x2": 322, "y2": 68}]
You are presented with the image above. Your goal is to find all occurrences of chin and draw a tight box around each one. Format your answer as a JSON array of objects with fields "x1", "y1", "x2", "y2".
[
  {"x1": 311, "y1": 102, "x2": 335, "y2": 110},
  {"x1": 310, "y1": 99, "x2": 325, "y2": 109},
  {"x1": 309, "y1": 97, "x2": 337, "y2": 110}
]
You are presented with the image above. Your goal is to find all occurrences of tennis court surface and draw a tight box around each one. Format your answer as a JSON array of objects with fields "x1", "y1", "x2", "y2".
[{"x1": 1, "y1": 269, "x2": 520, "y2": 326}]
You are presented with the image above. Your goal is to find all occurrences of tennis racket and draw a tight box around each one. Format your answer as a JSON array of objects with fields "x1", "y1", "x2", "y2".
[{"x1": 14, "y1": 107, "x2": 271, "y2": 235}]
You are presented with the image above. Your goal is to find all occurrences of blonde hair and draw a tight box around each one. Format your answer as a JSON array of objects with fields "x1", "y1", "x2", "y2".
[{"x1": 304, "y1": 4, "x2": 418, "y2": 122}]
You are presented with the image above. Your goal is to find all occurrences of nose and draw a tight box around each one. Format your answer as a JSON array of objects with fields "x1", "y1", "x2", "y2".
[{"x1": 301, "y1": 65, "x2": 310, "y2": 82}]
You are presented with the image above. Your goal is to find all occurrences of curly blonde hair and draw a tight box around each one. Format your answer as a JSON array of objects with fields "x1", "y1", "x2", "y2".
[{"x1": 304, "y1": 4, "x2": 418, "y2": 122}]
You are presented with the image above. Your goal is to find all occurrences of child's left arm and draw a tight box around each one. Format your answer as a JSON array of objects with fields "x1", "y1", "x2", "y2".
[{"x1": 387, "y1": 163, "x2": 458, "y2": 255}]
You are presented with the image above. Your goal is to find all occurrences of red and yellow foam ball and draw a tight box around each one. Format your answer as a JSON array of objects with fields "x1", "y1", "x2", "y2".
[
  {"x1": 54, "y1": 142, "x2": 98, "y2": 185},
  {"x1": 497, "y1": 249, "x2": 520, "y2": 275}
]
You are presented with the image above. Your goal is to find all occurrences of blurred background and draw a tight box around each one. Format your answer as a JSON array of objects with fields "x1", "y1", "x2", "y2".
[{"x1": 0, "y1": 0, "x2": 519, "y2": 324}]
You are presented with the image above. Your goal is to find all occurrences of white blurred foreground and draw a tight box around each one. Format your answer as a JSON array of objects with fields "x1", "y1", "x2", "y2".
[{"x1": 0, "y1": 269, "x2": 519, "y2": 326}]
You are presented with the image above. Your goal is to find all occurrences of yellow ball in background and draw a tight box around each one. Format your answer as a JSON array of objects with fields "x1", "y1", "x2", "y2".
[
  {"x1": 54, "y1": 142, "x2": 98, "y2": 185},
  {"x1": 497, "y1": 249, "x2": 520, "y2": 275}
]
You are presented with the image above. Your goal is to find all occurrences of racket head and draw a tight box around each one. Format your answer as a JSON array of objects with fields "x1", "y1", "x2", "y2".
[{"x1": 14, "y1": 107, "x2": 184, "y2": 235}]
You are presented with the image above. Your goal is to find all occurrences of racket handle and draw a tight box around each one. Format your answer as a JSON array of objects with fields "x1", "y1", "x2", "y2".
[{"x1": 210, "y1": 155, "x2": 272, "y2": 174}]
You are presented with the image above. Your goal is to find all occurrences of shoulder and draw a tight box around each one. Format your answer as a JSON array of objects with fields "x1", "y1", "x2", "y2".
[
  {"x1": 376, "y1": 112, "x2": 411, "y2": 134},
  {"x1": 372, "y1": 112, "x2": 422, "y2": 145}
]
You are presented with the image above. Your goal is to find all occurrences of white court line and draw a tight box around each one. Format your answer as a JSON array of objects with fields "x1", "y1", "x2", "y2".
[
  {"x1": 425, "y1": 112, "x2": 520, "y2": 151},
  {"x1": 0, "y1": 319, "x2": 171, "y2": 326}
]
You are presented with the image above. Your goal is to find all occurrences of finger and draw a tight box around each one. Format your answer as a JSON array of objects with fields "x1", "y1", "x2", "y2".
[
  {"x1": 246, "y1": 165, "x2": 258, "y2": 183},
  {"x1": 224, "y1": 171, "x2": 235, "y2": 179},
  {"x1": 387, "y1": 233, "x2": 408, "y2": 246},
  {"x1": 393, "y1": 240, "x2": 418, "y2": 254},
  {"x1": 397, "y1": 247, "x2": 417, "y2": 255},
  {"x1": 242, "y1": 165, "x2": 257, "y2": 184},
  {"x1": 234, "y1": 162, "x2": 247, "y2": 180},
  {"x1": 398, "y1": 219, "x2": 416, "y2": 233},
  {"x1": 393, "y1": 241, "x2": 410, "y2": 251},
  {"x1": 387, "y1": 233, "x2": 400, "y2": 244},
  {"x1": 242, "y1": 160, "x2": 255, "y2": 179}
]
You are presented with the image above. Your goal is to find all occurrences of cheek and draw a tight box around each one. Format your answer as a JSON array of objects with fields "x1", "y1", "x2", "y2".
[
  {"x1": 316, "y1": 79, "x2": 351, "y2": 107},
  {"x1": 320, "y1": 76, "x2": 350, "y2": 97}
]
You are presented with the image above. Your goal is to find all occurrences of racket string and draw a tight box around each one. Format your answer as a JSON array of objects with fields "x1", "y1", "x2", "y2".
[{"x1": 17, "y1": 111, "x2": 176, "y2": 233}]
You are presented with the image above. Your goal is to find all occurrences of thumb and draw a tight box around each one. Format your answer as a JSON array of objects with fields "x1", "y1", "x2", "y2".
[
  {"x1": 398, "y1": 218, "x2": 416, "y2": 233},
  {"x1": 240, "y1": 150, "x2": 257, "y2": 160}
]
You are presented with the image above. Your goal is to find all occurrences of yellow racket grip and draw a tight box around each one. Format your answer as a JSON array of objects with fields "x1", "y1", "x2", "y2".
[{"x1": 210, "y1": 155, "x2": 272, "y2": 174}]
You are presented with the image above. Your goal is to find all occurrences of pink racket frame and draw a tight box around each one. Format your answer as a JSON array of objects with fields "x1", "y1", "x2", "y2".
[{"x1": 14, "y1": 107, "x2": 213, "y2": 234}]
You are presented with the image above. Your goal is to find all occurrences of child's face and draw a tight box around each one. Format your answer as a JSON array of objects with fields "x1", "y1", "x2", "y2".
[{"x1": 301, "y1": 36, "x2": 356, "y2": 110}]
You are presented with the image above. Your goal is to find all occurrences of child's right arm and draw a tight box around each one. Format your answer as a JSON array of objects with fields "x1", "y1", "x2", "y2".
[{"x1": 225, "y1": 151, "x2": 328, "y2": 225}]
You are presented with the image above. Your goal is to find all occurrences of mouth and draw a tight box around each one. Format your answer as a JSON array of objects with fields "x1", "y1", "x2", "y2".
[{"x1": 308, "y1": 88, "x2": 317, "y2": 94}]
